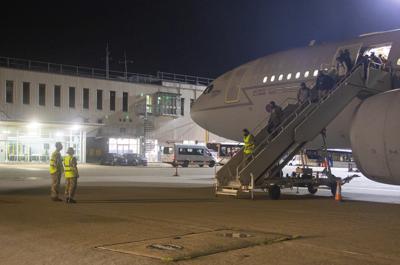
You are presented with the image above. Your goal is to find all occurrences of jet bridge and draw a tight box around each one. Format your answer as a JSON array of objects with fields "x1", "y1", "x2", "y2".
[{"x1": 215, "y1": 65, "x2": 392, "y2": 199}]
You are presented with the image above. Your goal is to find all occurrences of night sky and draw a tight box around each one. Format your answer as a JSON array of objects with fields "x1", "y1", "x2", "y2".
[{"x1": 1, "y1": 0, "x2": 400, "y2": 78}]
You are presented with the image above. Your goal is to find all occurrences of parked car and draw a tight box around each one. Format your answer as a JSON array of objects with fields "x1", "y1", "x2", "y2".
[
  {"x1": 100, "y1": 153, "x2": 125, "y2": 166},
  {"x1": 122, "y1": 153, "x2": 148, "y2": 166}
]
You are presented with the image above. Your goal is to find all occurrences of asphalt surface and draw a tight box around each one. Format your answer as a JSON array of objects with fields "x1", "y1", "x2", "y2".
[{"x1": 1, "y1": 164, "x2": 400, "y2": 264}]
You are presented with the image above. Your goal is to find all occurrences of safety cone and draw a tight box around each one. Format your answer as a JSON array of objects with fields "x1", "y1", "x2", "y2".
[{"x1": 335, "y1": 180, "x2": 342, "y2": 202}]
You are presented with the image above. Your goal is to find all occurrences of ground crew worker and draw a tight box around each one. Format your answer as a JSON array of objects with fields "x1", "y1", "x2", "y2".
[
  {"x1": 242, "y1": 128, "x2": 255, "y2": 165},
  {"x1": 50, "y1": 142, "x2": 64, "y2": 201},
  {"x1": 63, "y1": 147, "x2": 79, "y2": 204}
]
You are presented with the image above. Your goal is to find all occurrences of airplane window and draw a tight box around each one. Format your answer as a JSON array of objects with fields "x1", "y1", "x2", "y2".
[
  {"x1": 278, "y1": 74, "x2": 283, "y2": 81},
  {"x1": 304, "y1": 71, "x2": 310, "y2": 78},
  {"x1": 313, "y1": 70, "x2": 319, "y2": 77},
  {"x1": 397, "y1": 58, "x2": 400, "y2": 66},
  {"x1": 271, "y1": 75, "x2": 275, "y2": 82},
  {"x1": 263, "y1": 76, "x2": 268, "y2": 83},
  {"x1": 287, "y1": 73, "x2": 292, "y2": 80},
  {"x1": 295, "y1": 72, "x2": 301, "y2": 79}
]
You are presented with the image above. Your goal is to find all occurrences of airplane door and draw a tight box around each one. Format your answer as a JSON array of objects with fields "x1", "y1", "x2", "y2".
[
  {"x1": 330, "y1": 43, "x2": 362, "y2": 75},
  {"x1": 225, "y1": 67, "x2": 248, "y2": 103}
]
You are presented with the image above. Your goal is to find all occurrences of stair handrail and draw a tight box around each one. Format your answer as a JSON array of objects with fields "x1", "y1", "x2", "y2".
[{"x1": 235, "y1": 65, "x2": 366, "y2": 175}]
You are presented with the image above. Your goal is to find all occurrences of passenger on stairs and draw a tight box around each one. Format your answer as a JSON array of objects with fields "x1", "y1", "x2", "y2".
[
  {"x1": 266, "y1": 101, "x2": 283, "y2": 134},
  {"x1": 336, "y1": 49, "x2": 353, "y2": 75},
  {"x1": 297, "y1": 82, "x2": 310, "y2": 104},
  {"x1": 370, "y1": 52, "x2": 382, "y2": 69},
  {"x1": 355, "y1": 51, "x2": 370, "y2": 80},
  {"x1": 316, "y1": 71, "x2": 335, "y2": 99},
  {"x1": 242, "y1": 128, "x2": 255, "y2": 165}
]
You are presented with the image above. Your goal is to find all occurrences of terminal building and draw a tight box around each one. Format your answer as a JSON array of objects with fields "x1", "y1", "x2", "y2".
[{"x1": 0, "y1": 56, "x2": 228, "y2": 163}]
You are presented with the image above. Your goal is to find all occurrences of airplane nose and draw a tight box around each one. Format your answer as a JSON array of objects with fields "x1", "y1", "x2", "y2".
[{"x1": 190, "y1": 99, "x2": 208, "y2": 129}]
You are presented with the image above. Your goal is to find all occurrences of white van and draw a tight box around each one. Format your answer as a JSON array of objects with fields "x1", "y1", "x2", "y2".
[{"x1": 162, "y1": 144, "x2": 216, "y2": 167}]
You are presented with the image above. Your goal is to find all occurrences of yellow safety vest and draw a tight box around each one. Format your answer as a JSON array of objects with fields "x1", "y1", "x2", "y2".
[
  {"x1": 243, "y1": 134, "x2": 255, "y2": 155},
  {"x1": 63, "y1": 155, "x2": 75, "y2": 178},
  {"x1": 49, "y1": 151, "x2": 61, "y2": 174}
]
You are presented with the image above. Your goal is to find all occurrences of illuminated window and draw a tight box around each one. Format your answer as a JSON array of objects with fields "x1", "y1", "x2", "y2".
[
  {"x1": 271, "y1": 75, "x2": 275, "y2": 82},
  {"x1": 278, "y1": 74, "x2": 283, "y2": 81},
  {"x1": 304, "y1": 71, "x2": 310, "y2": 78},
  {"x1": 295, "y1": 72, "x2": 301, "y2": 79},
  {"x1": 313, "y1": 70, "x2": 319, "y2": 77},
  {"x1": 287, "y1": 73, "x2": 292, "y2": 80},
  {"x1": 263, "y1": 76, "x2": 268, "y2": 83},
  {"x1": 397, "y1": 58, "x2": 400, "y2": 66}
]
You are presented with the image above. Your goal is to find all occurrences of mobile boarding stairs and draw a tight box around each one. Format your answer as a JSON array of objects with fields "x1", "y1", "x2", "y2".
[{"x1": 215, "y1": 65, "x2": 392, "y2": 199}]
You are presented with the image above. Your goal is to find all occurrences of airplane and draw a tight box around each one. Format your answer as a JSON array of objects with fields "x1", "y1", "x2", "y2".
[{"x1": 191, "y1": 29, "x2": 400, "y2": 186}]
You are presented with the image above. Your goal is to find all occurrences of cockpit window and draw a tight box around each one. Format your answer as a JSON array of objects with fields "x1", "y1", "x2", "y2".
[{"x1": 203, "y1": 84, "x2": 214, "y2": 94}]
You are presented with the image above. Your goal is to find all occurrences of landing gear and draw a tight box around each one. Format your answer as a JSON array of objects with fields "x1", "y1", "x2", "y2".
[
  {"x1": 268, "y1": 185, "x2": 281, "y2": 200},
  {"x1": 209, "y1": 161, "x2": 216, "y2": 167}
]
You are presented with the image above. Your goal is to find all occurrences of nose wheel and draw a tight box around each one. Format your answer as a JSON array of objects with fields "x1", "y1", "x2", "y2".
[{"x1": 268, "y1": 185, "x2": 281, "y2": 200}]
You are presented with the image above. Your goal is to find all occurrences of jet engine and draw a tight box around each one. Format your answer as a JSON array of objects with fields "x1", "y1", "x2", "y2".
[{"x1": 350, "y1": 89, "x2": 400, "y2": 185}]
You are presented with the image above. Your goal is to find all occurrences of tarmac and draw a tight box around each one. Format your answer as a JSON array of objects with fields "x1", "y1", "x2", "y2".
[{"x1": 1, "y1": 164, "x2": 400, "y2": 265}]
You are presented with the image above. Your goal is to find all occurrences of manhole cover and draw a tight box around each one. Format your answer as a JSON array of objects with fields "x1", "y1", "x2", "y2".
[
  {"x1": 96, "y1": 229, "x2": 296, "y2": 261},
  {"x1": 218, "y1": 232, "x2": 253, "y2": 238},
  {"x1": 148, "y1": 244, "x2": 184, "y2": 251}
]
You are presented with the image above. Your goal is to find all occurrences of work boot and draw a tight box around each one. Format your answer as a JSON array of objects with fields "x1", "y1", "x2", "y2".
[
  {"x1": 51, "y1": 197, "x2": 62, "y2": 202},
  {"x1": 68, "y1": 198, "x2": 77, "y2": 204}
]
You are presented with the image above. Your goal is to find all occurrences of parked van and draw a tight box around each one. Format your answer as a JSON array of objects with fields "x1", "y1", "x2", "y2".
[{"x1": 162, "y1": 144, "x2": 216, "y2": 167}]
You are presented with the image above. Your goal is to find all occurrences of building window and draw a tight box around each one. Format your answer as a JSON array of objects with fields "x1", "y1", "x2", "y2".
[
  {"x1": 180, "y1": 98, "x2": 185, "y2": 116},
  {"x1": 83, "y1": 88, "x2": 89, "y2": 109},
  {"x1": 23, "y1": 82, "x2": 30, "y2": 105},
  {"x1": 54, "y1": 85, "x2": 61, "y2": 107},
  {"x1": 122, "y1": 92, "x2": 128, "y2": 112},
  {"x1": 110, "y1": 91, "x2": 116, "y2": 111},
  {"x1": 295, "y1": 72, "x2": 301, "y2": 79},
  {"x1": 304, "y1": 71, "x2": 310, "y2": 78},
  {"x1": 69, "y1": 87, "x2": 75, "y2": 108},
  {"x1": 263, "y1": 76, "x2": 268, "y2": 83},
  {"x1": 5, "y1": 80, "x2": 13, "y2": 103},
  {"x1": 271, "y1": 75, "x2": 275, "y2": 82},
  {"x1": 39, "y1": 83, "x2": 46, "y2": 106},
  {"x1": 97, "y1": 90, "x2": 103, "y2": 110}
]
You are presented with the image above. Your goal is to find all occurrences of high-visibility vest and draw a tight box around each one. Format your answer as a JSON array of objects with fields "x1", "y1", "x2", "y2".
[
  {"x1": 49, "y1": 151, "x2": 61, "y2": 174},
  {"x1": 63, "y1": 155, "x2": 75, "y2": 178},
  {"x1": 243, "y1": 134, "x2": 255, "y2": 155}
]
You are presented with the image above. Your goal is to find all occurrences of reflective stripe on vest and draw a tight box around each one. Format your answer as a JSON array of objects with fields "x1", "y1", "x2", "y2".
[
  {"x1": 63, "y1": 155, "x2": 74, "y2": 178},
  {"x1": 243, "y1": 134, "x2": 255, "y2": 155}
]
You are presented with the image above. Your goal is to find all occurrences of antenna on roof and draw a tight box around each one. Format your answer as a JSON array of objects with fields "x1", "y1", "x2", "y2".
[
  {"x1": 118, "y1": 51, "x2": 134, "y2": 80},
  {"x1": 105, "y1": 43, "x2": 111, "y2": 79}
]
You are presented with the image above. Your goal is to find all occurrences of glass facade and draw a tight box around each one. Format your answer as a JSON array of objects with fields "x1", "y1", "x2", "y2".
[
  {"x1": 109, "y1": 138, "x2": 140, "y2": 154},
  {"x1": 0, "y1": 123, "x2": 86, "y2": 163}
]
